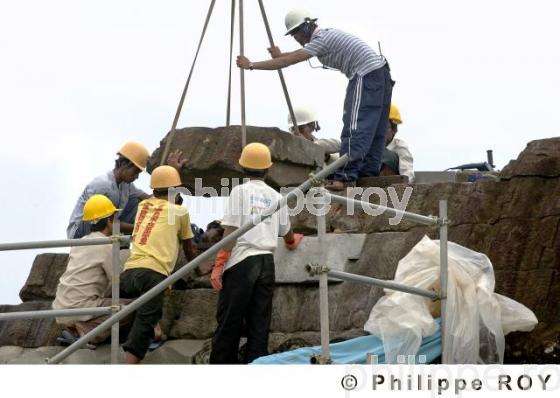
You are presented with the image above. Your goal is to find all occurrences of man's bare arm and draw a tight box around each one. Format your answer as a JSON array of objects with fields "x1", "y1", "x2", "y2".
[
  {"x1": 220, "y1": 226, "x2": 238, "y2": 251},
  {"x1": 237, "y1": 49, "x2": 312, "y2": 71}
]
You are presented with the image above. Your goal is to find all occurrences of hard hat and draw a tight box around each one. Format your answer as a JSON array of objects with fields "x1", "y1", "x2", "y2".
[
  {"x1": 82, "y1": 194, "x2": 120, "y2": 223},
  {"x1": 284, "y1": 8, "x2": 315, "y2": 35},
  {"x1": 238, "y1": 143, "x2": 273, "y2": 170},
  {"x1": 389, "y1": 104, "x2": 403, "y2": 125},
  {"x1": 117, "y1": 142, "x2": 150, "y2": 171},
  {"x1": 150, "y1": 165, "x2": 182, "y2": 189},
  {"x1": 288, "y1": 106, "x2": 318, "y2": 128}
]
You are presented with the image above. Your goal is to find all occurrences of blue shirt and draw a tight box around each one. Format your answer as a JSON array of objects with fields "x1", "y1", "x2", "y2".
[{"x1": 66, "y1": 171, "x2": 146, "y2": 239}]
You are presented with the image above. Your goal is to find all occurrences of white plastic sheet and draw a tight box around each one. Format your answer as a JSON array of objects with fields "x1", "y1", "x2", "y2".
[{"x1": 364, "y1": 236, "x2": 538, "y2": 364}]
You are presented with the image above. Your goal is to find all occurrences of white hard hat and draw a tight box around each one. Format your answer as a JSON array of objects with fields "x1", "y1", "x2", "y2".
[
  {"x1": 288, "y1": 106, "x2": 318, "y2": 128},
  {"x1": 284, "y1": 8, "x2": 315, "y2": 35}
]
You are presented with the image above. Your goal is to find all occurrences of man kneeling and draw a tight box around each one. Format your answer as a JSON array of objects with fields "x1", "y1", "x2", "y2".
[{"x1": 53, "y1": 194, "x2": 132, "y2": 344}]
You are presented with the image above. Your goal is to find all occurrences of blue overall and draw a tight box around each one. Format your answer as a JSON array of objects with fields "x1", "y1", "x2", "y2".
[{"x1": 334, "y1": 64, "x2": 393, "y2": 181}]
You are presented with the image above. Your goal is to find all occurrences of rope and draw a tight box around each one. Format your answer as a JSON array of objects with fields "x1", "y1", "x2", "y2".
[
  {"x1": 239, "y1": 0, "x2": 247, "y2": 148},
  {"x1": 257, "y1": 0, "x2": 300, "y2": 135},
  {"x1": 160, "y1": 0, "x2": 216, "y2": 166},
  {"x1": 226, "y1": 0, "x2": 236, "y2": 126}
]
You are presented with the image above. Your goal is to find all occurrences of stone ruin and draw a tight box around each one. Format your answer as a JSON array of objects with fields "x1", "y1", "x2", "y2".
[{"x1": 0, "y1": 132, "x2": 559, "y2": 364}]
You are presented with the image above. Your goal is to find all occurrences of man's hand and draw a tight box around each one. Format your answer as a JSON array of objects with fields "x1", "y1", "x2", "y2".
[
  {"x1": 285, "y1": 233, "x2": 304, "y2": 250},
  {"x1": 167, "y1": 149, "x2": 187, "y2": 170},
  {"x1": 268, "y1": 46, "x2": 282, "y2": 59},
  {"x1": 236, "y1": 55, "x2": 251, "y2": 69},
  {"x1": 210, "y1": 264, "x2": 223, "y2": 291},
  {"x1": 210, "y1": 249, "x2": 231, "y2": 291}
]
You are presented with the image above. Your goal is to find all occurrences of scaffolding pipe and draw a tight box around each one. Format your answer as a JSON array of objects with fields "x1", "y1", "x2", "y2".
[
  {"x1": 257, "y1": 0, "x2": 300, "y2": 135},
  {"x1": 327, "y1": 193, "x2": 438, "y2": 226},
  {"x1": 239, "y1": 0, "x2": 247, "y2": 148},
  {"x1": 110, "y1": 219, "x2": 121, "y2": 364},
  {"x1": 0, "y1": 236, "x2": 130, "y2": 252},
  {"x1": 439, "y1": 200, "x2": 449, "y2": 364},
  {"x1": 225, "y1": 0, "x2": 236, "y2": 126},
  {"x1": 316, "y1": 188, "x2": 330, "y2": 362},
  {"x1": 0, "y1": 307, "x2": 112, "y2": 321},
  {"x1": 47, "y1": 155, "x2": 349, "y2": 364},
  {"x1": 328, "y1": 270, "x2": 438, "y2": 300}
]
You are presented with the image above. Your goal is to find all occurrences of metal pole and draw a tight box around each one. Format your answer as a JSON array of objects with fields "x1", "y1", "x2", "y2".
[
  {"x1": 160, "y1": 0, "x2": 217, "y2": 165},
  {"x1": 0, "y1": 236, "x2": 130, "y2": 252},
  {"x1": 238, "y1": 0, "x2": 247, "y2": 148},
  {"x1": 327, "y1": 193, "x2": 438, "y2": 226},
  {"x1": 439, "y1": 200, "x2": 449, "y2": 364},
  {"x1": 110, "y1": 219, "x2": 121, "y2": 364},
  {"x1": 0, "y1": 307, "x2": 112, "y2": 321},
  {"x1": 328, "y1": 270, "x2": 439, "y2": 300},
  {"x1": 47, "y1": 155, "x2": 349, "y2": 364},
  {"x1": 226, "y1": 0, "x2": 236, "y2": 126},
  {"x1": 257, "y1": 0, "x2": 300, "y2": 135},
  {"x1": 316, "y1": 188, "x2": 330, "y2": 362}
]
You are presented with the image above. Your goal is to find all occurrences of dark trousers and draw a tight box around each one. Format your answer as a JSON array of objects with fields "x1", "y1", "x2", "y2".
[
  {"x1": 334, "y1": 64, "x2": 393, "y2": 181},
  {"x1": 120, "y1": 267, "x2": 166, "y2": 360},
  {"x1": 209, "y1": 254, "x2": 275, "y2": 364}
]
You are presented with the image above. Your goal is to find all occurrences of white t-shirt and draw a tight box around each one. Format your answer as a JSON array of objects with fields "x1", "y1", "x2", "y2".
[
  {"x1": 388, "y1": 138, "x2": 415, "y2": 182},
  {"x1": 222, "y1": 180, "x2": 291, "y2": 271}
]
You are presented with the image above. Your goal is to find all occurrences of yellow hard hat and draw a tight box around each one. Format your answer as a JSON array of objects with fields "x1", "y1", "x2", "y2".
[
  {"x1": 150, "y1": 165, "x2": 182, "y2": 189},
  {"x1": 389, "y1": 104, "x2": 402, "y2": 125},
  {"x1": 238, "y1": 143, "x2": 273, "y2": 170},
  {"x1": 117, "y1": 142, "x2": 150, "y2": 171},
  {"x1": 82, "y1": 194, "x2": 120, "y2": 223}
]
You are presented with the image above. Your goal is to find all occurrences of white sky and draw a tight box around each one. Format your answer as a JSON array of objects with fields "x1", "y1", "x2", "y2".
[{"x1": 0, "y1": 0, "x2": 559, "y2": 304}]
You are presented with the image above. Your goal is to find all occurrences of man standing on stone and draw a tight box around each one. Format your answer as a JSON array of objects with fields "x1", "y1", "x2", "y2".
[
  {"x1": 120, "y1": 165, "x2": 197, "y2": 364},
  {"x1": 236, "y1": 8, "x2": 393, "y2": 191},
  {"x1": 53, "y1": 194, "x2": 132, "y2": 343},
  {"x1": 209, "y1": 143, "x2": 303, "y2": 364}
]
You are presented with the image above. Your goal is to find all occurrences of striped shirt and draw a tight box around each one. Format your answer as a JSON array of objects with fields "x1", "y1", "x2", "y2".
[{"x1": 303, "y1": 28, "x2": 385, "y2": 79}]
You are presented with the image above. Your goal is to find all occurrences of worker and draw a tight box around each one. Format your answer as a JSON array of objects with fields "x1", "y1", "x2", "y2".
[
  {"x1": 288, "y1": 106, "x2": 340, "y2": 163},
  {"x1": 53, "y1": 194, "x2": 133, "y2": 344},
  {"x1": 289, "y1": 104, "x2": 414, "y2": 182},
  {"x1": 380, "y1": 104, "x2": 414, "y2": 182},
  {"x1": 67, "y1": 144, "x2": 187, "y2": 239},
  {"x1": 209, "y1": 143, "x2": 304, "y2": 364},
  {"x1": 120, "y1": 165, "x2": 197, "y2": 364},
  {"x1": 237, "y1": 8, "x2": 393, "y2": 191},
  {"x1": 67, "y1": 142, "x2": 150, "y2": 239}
]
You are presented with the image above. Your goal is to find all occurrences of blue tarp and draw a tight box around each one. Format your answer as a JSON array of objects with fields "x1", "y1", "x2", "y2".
[{"x1": 253, "y1": 319, "x2": 442, "y2": 364}]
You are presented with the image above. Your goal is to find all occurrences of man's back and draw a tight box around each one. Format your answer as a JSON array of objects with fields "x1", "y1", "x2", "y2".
[
  {"x1": 222, "y1": 180, "x2": 290, "y2": 271},
  {"x1": 303, "y1": 28, "x2": 385, "y2": 79},
  {"x1": 52, "y1": 232, "x2": 112, "y2": 321},
  {"x1": 124, "y1": 197, "x2": 193, "y2": 276}
]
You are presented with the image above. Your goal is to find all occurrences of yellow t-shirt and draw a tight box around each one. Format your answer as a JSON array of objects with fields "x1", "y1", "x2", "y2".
[{"x1": 124, "y1": 197, "x2": 194, "y2": 276}]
